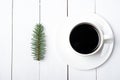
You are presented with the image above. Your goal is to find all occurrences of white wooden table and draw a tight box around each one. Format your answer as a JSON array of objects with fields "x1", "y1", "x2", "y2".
[{"x1": 0, "y1": 0, "x2": 119, "y2": 80}]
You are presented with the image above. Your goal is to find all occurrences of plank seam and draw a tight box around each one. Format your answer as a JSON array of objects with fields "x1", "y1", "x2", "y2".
[
  {"x1": 95, "y1": 68, "x2": 98, "y2": 80},
  {"x1": 94, "y1": 0, "x2": 96, "y2": 13},
  {"x1": 67, "y1": 65, "x2": 69, "y2": 80},
  {"x1": 39, "y1": 0, "x2": 41, "y2": 23},
  {"x1": 11, "y1": 0, "x2": 14, "y2": 79},
  {"x1": 67, "y1": 0, "x2": 69, "y2": 80},
  {"x1": 67, "y1": 0, "x2": 68, "y2": 17},
  {"x1": 39, "y1": 0, "x2": 41, "y2": 80},
  {"x1": 94, "y1": 0, "x2": 98, "y2": 80}
]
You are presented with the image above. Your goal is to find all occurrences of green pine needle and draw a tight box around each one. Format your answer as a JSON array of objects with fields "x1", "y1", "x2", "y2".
[{"x1": 31, "y1": 24, "x2": 46, "y2": 61}]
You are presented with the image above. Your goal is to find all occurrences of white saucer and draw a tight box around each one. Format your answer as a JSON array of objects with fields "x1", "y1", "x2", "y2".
[{"x1": 56, "y1": 14, "x2": 114, "y2": 70}]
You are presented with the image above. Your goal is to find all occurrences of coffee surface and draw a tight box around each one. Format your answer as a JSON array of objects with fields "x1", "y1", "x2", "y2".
[{"x1": 69, "y1": 23, "x2": 100, "y2": 54}]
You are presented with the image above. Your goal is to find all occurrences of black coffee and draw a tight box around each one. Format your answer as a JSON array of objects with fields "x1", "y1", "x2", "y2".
[{"x1": 69, "y1": 23, "x2": 100, "y2": 54}]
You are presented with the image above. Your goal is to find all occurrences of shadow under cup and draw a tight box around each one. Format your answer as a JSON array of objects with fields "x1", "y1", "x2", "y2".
[{"x1": 69, "y1": 22, "x2": 102, "y2": 55}]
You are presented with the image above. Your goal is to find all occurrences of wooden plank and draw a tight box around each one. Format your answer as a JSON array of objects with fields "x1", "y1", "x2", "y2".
[
  {"x1": 97, "y1": 0, "x2": 120, "y2": 80},
  {"x1": 69, "y1": 0, "x2": 96, "y2": 80},
  {"x1": 40, "y1": 0, "x2": 67, "y2": 80},
  {"x1": 69, "y1": 0, "x2": 95, "y2": 17},
  {"x1": 0, "y1": 0, "x2": 11, "y2": 80},
  {"x1": 13, "y1": 0, "x2": 39, "y2": 80},
  {"x1": 70, "y1": 68, "x2": 96, "y2": 80}
]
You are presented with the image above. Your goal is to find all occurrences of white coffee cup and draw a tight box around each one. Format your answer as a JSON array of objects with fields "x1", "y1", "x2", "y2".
[{"x1": 69, "y1": 22, "x2": 111, "y2": 56}]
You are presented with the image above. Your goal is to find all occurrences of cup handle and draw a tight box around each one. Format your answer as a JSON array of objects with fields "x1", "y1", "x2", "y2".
[{"x1": 103, "y1": 35, "x2": 113, "y2": 42}]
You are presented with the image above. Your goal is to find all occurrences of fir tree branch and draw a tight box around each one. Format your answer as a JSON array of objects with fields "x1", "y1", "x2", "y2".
[{"x1": 31, "y1": 24, "x2": 46, "y2": 61}]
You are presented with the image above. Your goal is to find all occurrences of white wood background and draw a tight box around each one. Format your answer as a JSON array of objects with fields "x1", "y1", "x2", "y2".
[{"x1": 0, "y1": 0, "x2": 119, "y2": 80}]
